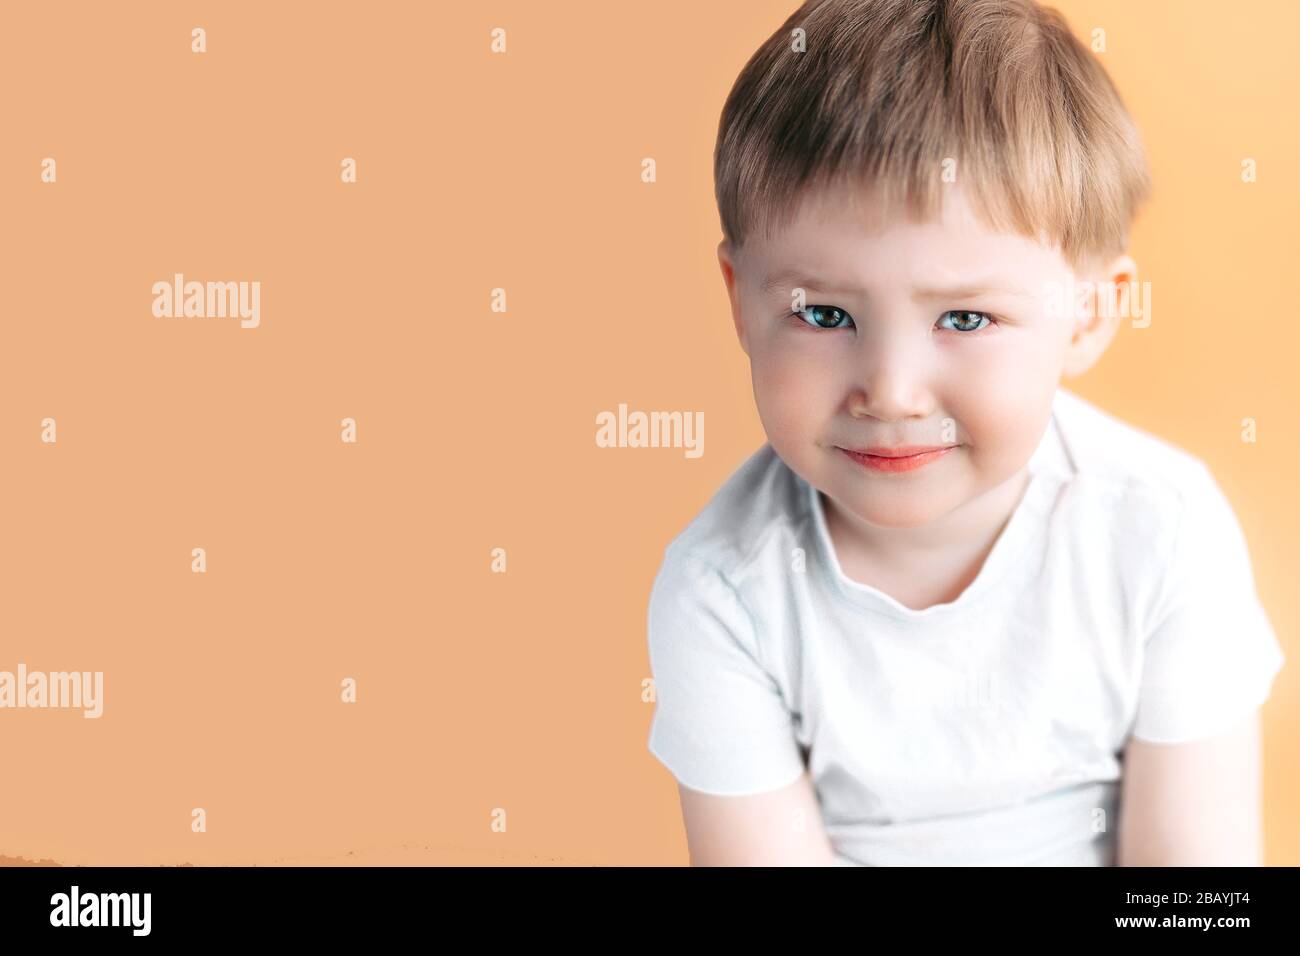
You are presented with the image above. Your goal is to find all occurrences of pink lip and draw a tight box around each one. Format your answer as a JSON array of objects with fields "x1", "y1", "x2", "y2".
[
  {"x1": 837, "y1": 445, "x2": 956, "y2": 473},
  {"x1": 855, "y1": 445, "x2": 951, "y2": 458}
]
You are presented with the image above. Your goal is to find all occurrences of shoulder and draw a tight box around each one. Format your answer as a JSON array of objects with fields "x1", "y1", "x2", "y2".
[
  {"x1": 655, "y1": 443, "x2": 806, "y2": 586},
  {"x1": 1045, "y1": 388, "x2": 1260, "y2": 619},
  {"x1": 1052, "y1": 387, "x2": 1210, "y2": 495},
  {"x1": 1049, "y1": 387, "x2": 1217, "y2": 529}
]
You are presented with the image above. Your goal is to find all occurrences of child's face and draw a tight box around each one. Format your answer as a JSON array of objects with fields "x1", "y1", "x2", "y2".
[{"x1": 719, "y1": 182, "x2": 1122, "y2": 530}]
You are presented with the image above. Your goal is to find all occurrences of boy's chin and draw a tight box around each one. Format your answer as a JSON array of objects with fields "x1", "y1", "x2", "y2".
[{"x1": 835, "y1": 494, "x2": 953, "y2": 530}]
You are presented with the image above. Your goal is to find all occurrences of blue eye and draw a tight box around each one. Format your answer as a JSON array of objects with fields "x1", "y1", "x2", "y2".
[
  {"x1": 789, "y1": 307, "x2": 995, "y2": 333},
  {"x1": 938, "y1": 310, "x2": 993, "y2": 333},
  {"x1": 790, "y1": 305, "x2": 854, "y2": 330}
]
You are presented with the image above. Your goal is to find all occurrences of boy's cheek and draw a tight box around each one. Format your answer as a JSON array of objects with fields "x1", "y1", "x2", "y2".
[
  {"x1": 752, "y1": 363, "x2": 835, "y2": 443},
  {"x1": 953, "y1": 339, "x2": 1057, "y2": 399},
  {"x1": 753, "y1": 354, "x2": 838, "y2": 412},
  {"x1": 954, "y1": 353, "x2": 1030, "y2": 400}
]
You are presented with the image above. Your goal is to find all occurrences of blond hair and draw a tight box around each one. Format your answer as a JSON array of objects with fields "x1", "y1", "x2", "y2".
[{"x1": 714, "y1": 0, "x2": 1152, "y2": 272}]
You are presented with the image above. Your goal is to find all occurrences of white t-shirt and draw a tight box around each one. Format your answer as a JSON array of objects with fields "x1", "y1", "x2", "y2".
[{"x1": 645, "y1": 386, "x2": 1285, "y2": 866}]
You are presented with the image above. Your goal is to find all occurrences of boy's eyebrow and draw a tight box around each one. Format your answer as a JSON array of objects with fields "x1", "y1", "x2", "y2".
[
  {"x1": 758, "y1": 269, "x2": 1037, "y2": 301},
  {"x1": 758, "y1": 270, "x2": 859, "y2": 297},
  {"x1": 911, "y1": 281, "x2": 1037, "y2": 302}
]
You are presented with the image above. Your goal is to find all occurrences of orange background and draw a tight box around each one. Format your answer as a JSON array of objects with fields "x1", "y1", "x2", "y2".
[{"x1": 0, "y1": 0, "x2": 1295, "y2": 865}]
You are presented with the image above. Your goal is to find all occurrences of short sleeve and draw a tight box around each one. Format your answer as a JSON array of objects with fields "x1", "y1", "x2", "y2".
[
  {"x1": 645, "y1": 547, "x2": 806, "y2": 796},
  {"x1": 1132, "y1": 464, "x2": 1286, "y2": 744}
]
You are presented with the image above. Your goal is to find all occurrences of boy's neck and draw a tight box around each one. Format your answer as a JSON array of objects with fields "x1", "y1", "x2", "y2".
[{"x1": 820, "y1": 465, "x2": 1033, "y2": 584}]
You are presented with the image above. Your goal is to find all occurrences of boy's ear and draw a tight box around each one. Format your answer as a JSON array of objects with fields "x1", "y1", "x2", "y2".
[
  {"x1": 717, "y1": 239, "x2": 749, "y2": 357},
  {"x1": 1061, "y1": 253, "x2": 1138, "y2": 379}
]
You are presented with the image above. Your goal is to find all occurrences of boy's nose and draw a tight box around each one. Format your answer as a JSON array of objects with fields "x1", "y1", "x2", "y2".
[{"x1": 847, "y1": 334, "x2": 935, "y2": 422}]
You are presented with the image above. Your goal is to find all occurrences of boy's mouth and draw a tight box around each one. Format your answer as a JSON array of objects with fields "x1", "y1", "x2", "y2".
[
  {"x1": 846, "y1": 444, "x2": 954, "y2": 458},
  {"x1": 836, "y1": 444, "x2": 957, "y2": 473}
]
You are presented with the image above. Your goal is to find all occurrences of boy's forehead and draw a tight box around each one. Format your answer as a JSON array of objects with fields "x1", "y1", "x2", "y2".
[{"x1": 744, "y1": 183, "x2": 1068, "y2": 292}]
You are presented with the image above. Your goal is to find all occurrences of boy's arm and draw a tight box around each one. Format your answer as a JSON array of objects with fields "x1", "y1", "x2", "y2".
[
  {"x1": 676, "y1": 769, "x2": 838, "y2": 866},
  {"x1": 1116, "y1": 709, "x2": 1265, "y2": 866}
]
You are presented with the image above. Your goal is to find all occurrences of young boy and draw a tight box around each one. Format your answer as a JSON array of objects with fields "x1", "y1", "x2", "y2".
[{"x1": 645, "y1": 0, "x2": 1286, "y2": 865}]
